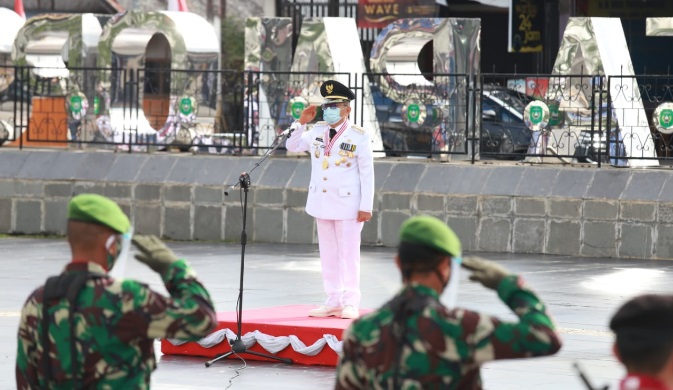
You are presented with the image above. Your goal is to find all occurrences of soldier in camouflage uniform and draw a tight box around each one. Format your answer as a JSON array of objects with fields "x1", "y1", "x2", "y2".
[
  {"x1": 16, "y1": 194, "x2": 217, "y2": 389},
  {"x1": 335, "y1": 215, "x2": 562, "y2": 389}
]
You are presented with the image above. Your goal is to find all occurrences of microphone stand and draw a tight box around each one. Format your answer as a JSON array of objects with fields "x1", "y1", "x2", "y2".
[{"x1": 206, "y1": 128, "x2": 295, "y2": 367}]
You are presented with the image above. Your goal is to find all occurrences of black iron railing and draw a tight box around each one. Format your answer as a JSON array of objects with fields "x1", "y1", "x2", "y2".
[{"x1": 2, "y1": 65, "x2": 673, "y2": 167}]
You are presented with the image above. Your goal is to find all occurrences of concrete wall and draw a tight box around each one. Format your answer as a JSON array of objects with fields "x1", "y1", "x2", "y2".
[{"x1": 2, "y1": 149, "x2": 673, "y2": 259}]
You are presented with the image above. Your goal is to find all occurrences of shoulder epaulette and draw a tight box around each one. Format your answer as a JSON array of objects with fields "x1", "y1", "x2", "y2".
[
  {"x1": 315, "y1": 121, "x2": 327, "y2": 126},
  {"x1": 351, "y1": 124, "x2": 367, "y2": 134}
]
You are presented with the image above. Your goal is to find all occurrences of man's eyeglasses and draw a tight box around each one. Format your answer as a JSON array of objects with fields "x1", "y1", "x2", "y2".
[{"x1": 321, "y1": 102, "x2": 348, "y2": 110}]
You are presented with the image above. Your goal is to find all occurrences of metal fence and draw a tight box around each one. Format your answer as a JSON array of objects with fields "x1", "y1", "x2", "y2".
[
  {"x1": 0, "y1": 66, "x2": 248, "y2": 153},
  {"x1": 4, "y1": 65, "x2": 673, "y2": 167}
]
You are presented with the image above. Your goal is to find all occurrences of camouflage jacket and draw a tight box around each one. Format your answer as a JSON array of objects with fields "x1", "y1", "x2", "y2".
[
  {"x1": 16, "y1": 260, "x2": 217, "y2": 390},
  {"x1": 335, "y1": 275, "x2": 561, "y2": 390}
]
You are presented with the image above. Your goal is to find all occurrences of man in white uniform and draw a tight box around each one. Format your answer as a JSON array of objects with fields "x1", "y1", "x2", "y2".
[{"x1": 286, "y1": 80, "x2": 375, "y2": 319}]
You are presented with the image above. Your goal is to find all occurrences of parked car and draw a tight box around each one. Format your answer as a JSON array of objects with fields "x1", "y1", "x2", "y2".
[
  {"x1": 372, "y1": 84, "x2": 533, "y2": 158},
  {"x1": 377, "y1": 102, "x2": 440, "y2": 155},
  {"x1": 480, "y1": 86, "x2": 533, "y2": 158}
]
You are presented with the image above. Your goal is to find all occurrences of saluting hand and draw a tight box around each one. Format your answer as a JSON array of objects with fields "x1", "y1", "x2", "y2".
[
  {"x1": 461, "y1": 256, "x2": 510, "y2": 290},
  {"x1": 299, "y1": 105, "x2": 318, "y2": 125},
  {"x1": 132, "y1": 235, "x2": 179, "y2": 274}
]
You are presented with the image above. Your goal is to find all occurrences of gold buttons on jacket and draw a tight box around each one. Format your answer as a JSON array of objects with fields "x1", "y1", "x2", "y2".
[
  {"x1": 323, "y1": 177, "x2": 327, "y2": 181},
  {"x1": 322, "y1": 189, "x2": 327, "y2": 193}
]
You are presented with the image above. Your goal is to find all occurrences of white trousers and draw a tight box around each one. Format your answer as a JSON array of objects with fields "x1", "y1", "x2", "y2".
[{"x1": 316, "y1": 218, "x2": 364, "y2": 308}]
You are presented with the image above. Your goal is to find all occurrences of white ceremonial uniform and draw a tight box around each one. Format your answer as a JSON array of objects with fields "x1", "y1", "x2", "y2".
[{"x1": 286, "y1": 119, "x2": 375, "y2": 308}]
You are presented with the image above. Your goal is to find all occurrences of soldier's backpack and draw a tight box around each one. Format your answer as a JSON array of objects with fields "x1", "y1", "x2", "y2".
[{"x1": 40, "y1": 271, "x2": 104, "y2": 388}]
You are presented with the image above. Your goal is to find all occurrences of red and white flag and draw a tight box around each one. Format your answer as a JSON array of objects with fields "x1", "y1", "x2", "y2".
[
  {"x1": 14, "y1": 0, "x2": 25, "y2": 19},
  {"x1": 167, "y1": 0, "x2": 189, "y2": 12}
]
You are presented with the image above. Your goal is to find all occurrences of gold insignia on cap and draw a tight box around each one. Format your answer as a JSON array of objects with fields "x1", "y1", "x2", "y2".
[{"x1": 326, "y1": 84, "x2": 334, "y2": 95}]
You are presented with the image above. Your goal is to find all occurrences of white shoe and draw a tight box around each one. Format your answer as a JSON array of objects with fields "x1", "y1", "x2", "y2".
[
  {"x1": 341, "y1": 305, "x2": 359, "y2": 319},
  {"x1": 308, "y1": 305, "x2": 342, "y2": 318}
]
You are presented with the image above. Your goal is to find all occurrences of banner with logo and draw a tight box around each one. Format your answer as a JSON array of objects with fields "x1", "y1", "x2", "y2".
[
  {"x1": 525, "y1": 77, "x2": 548, "y2": 98},
  {"x1": 357, "y1": 0, "x2": 437, "y2": 29}
]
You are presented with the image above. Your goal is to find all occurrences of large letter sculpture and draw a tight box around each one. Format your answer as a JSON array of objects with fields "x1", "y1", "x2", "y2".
[
  {"x1": 0, "y1": 8, "x2": 26, "y2": 93},
  {"x1": 13, "y1": 13, "x2": 104, "y2": 89},
  {"x1": 11, "y1": 13, "x2": 104, "y2": 146},
  {"x1": 550, "y1": 17, "x2": 657, "y2": 167},
  {"x1": 244, "y1": 17, "x2": 294, "y2": 149},
  {"x1": 646, "y1": 17, "x2": 673, "y2": 36},
  {"x1": 369, "y1": 18, "x2": 480, "y2": 159},
  {"x1": 97, "y1": 11, "x2": 219, "y2": 149}
]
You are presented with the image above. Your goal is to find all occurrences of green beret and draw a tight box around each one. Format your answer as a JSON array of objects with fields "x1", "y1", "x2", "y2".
[
  {"x1": 610, "y1": 294, "x2": 673, "y2": 337},
  {"x1": 68, "y1": 194, "x2": 130, "y2": 234},
  {"x1": 399, "y1": 215, "x2": 461, "y2": 257}
]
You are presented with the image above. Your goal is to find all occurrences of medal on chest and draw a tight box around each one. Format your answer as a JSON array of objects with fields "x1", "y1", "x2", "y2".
[{"x1": 322, "y1": 121, "x2": 348, "y2": 170}]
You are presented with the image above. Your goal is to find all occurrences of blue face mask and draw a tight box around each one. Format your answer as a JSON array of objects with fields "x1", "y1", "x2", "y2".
[{"x1": 323, "y1": 107, "x2": 342, "y2": 125}]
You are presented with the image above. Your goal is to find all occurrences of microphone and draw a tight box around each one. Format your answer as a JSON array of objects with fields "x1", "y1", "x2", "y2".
[
  {"x1": 280, "y1": 126, "x2": 294, "y2": 137},
  {"x1": 281, "y1": 122, "x2": 303, "y2": 137},
  {"x1": 224, "y1": 184, "x2": 236, "y2": 196},
  {"x1": 224, "y1": 172, "x2": 250, "y2": 196}
]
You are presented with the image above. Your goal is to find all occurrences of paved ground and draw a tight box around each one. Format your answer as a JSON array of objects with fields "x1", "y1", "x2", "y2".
[{"x1": 3, "y1": 237, "x2": 673, "y2": 389}]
